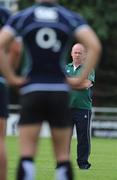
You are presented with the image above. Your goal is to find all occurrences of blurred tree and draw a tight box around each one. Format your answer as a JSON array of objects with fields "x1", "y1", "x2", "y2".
[{"x1": 18, "y1": 0, "x2": 33, "y2": 9}]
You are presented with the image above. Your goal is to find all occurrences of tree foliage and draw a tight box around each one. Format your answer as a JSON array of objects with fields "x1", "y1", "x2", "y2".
[{"x1": 18, "y1": 0, "x2": 33, "y2": 9}]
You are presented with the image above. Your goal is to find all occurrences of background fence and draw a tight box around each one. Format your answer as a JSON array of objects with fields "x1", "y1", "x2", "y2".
[{"x1": 7, "y1": 105, "x2": 117, "y2": 138}]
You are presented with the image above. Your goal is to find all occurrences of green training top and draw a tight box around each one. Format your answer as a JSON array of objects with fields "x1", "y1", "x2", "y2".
[{"x1": 66, "y1": 62, "x2": 95, "y2": 110}]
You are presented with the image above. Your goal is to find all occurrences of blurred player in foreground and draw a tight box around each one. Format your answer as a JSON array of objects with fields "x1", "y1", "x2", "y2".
[{"x1": 0, "y1": 0, "x2": 101, "y2": 179}]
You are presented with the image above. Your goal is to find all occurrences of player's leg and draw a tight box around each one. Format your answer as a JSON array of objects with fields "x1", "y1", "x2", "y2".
[
  {"x1": 48, "y1": 92, "x2": 74, "y2": 180},
  {"x1": 16, "y1": 124, "x2": 42, "y2": 180},
  {"x1": 16, "y1": 92, "x2": 44, "y2": 180},
  {"x1": 51, "y1": 127, "x2": 73, "y2": 180},
  {"x1": 0, "y1": 119, "x2": 7, "y2": 180},
  {"x1": 51, "y1": 128, "x2": 71, "y2": 161}
]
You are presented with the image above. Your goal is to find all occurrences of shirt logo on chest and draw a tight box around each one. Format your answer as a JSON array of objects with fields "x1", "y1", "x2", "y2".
[{"x1": 34, "y1": 7, "x2": 58, "y2": 22}]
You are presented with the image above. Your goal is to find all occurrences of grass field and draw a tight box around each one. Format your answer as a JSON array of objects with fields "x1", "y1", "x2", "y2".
[{"x1": 6, "y1": 136, "x2": 117, "y2": 180}]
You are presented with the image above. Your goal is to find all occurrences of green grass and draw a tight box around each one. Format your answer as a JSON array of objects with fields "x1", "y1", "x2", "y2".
[{"x1": 6, "y1": 137, "x2": 117, "y2": 180}]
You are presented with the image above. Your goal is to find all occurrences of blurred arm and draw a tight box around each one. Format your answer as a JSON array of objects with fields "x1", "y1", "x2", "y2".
[
  {"x1": 7, "y1": 38, "x2": 22, "y2": 70},
  {"x1": 67, "y1": 77, "x2": 93, "y2": 89},
  {"x1": 0, "y1": 29, "x2": 26, "y2": 86}
]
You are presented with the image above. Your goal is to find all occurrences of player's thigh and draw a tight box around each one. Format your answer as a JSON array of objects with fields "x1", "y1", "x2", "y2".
[
  {"x1": 48, "y1": 92, "x2": 72, "y2": 128},
  {"x1": 19, "y1": 92, "x2": 45, "y2": 125},
  {"x1": 51, "y1": 127, "x2": 72, "y2": 160},
  {"x1": 19, "y1": 123, "x2": 42, "y2": 156},
  {"x1": 51, "y1": 127, "x2": 72, "y2": 150}
]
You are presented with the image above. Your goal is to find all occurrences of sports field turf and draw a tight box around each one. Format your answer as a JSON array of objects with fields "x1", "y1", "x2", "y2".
[{"x1": 6, "y1": 136, "x2": 116, "y2": 180}]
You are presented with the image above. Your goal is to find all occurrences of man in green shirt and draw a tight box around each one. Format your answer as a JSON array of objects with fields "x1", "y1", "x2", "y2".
[{"x1": 66, "y1": 43, "x2": 95, "y2": 170}]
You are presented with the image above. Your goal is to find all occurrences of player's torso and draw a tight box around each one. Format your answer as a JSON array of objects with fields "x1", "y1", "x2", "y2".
[{"x1": 19, "y1": 4, "x2": 75, "y2": 83}]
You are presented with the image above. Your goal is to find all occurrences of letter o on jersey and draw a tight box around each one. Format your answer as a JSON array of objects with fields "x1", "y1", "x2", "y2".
[{"x1": 36, "y1": 28, "x2": 57, "y2": 49}]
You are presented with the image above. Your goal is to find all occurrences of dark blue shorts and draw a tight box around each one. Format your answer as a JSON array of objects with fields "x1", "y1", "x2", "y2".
[
  {"x1": 19, "y1": 91, "x2": 72, "y2": 128},
  {"x1": 0, "y1": 83, "x2": 9, "y2": 118}
]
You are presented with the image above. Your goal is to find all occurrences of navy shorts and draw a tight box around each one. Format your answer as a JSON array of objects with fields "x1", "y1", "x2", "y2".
[
  {"x1": 19, "y1": 91, "x2": 72, "y2": 128},
  {"x1": 0, "y1": 83, "x2": 9, "y2": 118}
]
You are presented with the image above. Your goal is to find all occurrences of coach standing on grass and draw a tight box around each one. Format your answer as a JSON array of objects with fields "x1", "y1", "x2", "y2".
[
  {"x1": 0, "y1": 0, "x2": 101, "y2": 179},
  {"x1": 66, "y1": 43, "x2": 95, "y2": 170}
]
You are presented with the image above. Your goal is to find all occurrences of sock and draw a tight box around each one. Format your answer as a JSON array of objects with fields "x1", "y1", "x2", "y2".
[
  {"x1": 16, "y1": 157, "x2": 35, "y2": 180},
  {"x1": 55, "y1": 161, "x2": 73, "y2": 180}
]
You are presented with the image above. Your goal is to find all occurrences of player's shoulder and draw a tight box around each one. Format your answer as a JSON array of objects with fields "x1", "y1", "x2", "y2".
[
  {"x1": 0, "y1": 6, "x2": 11, "y2": 26},
  {"x1": 56, "y1": 5, "x2": 87, "y2": 27},
  {"x1": 57, "y1": 5, "x2": 83, "y2": 20},
  {"x1": 12, "y1": 5, "x2": 35, "y2": 20},
  {"x1": 0, "y1": 6, "x2": 10, "y2": 13},
  {"x1": 0, "y1": 6, "x2": 11, "y2": 17}
]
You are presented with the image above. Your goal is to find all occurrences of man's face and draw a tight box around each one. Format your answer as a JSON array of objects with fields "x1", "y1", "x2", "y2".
[{"x1": 71, "y1": 45, "x2": 85, "y2": 65}]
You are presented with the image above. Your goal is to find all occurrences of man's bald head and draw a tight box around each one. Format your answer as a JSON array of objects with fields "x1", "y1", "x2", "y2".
[{"x1": 71, "y1": 43, "x2": 86, "y2": 66}]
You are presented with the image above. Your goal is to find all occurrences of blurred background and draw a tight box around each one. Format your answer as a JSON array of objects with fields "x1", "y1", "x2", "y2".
[{"x1": 1, "y1": 0, "x2": 117, "y2": 138}]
